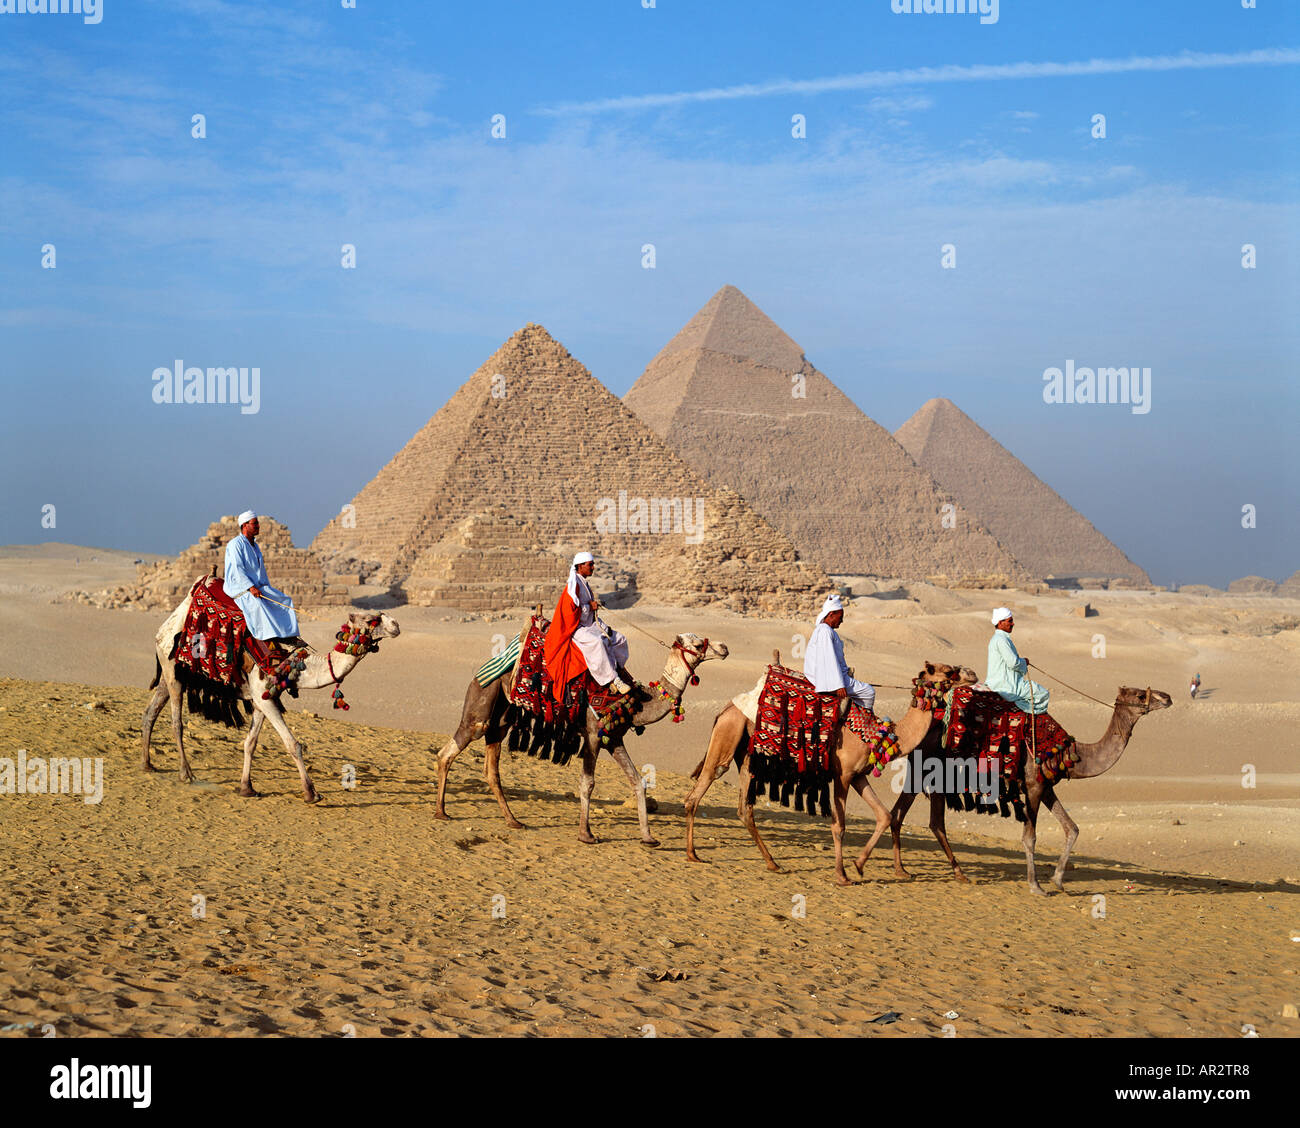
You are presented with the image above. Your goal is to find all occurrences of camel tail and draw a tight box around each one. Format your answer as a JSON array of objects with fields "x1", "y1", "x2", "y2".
[{"x1": 148, "y1": 656, "x2": 162, "y2": 690}]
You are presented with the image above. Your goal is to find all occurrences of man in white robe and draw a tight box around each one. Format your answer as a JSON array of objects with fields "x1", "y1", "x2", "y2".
[
  {"x1": 223, "y1": 511, "x2": 300, "y2": 642},
  {"x1": 803, "y1": 593, "x2": 876, "y2": 712},
  {"x1": 985, "y1": 607, "x2": 1049, "y2": 714}
]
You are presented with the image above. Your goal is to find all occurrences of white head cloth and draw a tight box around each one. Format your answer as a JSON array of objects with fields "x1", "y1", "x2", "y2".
[
  {"x1": 991, "y1": 606, "x2": 1013, "y2": 626},
  {"x1": 816, "y1": 592, "x2": 843, "y2": 627},
  {"x1": 566, "y1": 551, "x2": 595, "y2": 605},
  {"x1": 237, "y1": 510, "x2": 257, "y2": 527}
]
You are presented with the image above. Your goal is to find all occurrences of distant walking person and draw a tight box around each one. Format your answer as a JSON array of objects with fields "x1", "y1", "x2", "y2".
[{"x1": 1190, "y1": 672, "x2": 1201, "y2": 700}]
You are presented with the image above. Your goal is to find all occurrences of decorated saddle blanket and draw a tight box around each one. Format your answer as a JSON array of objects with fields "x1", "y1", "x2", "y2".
[
  {"x1": 942, "y1": 685, "x2": 1079, "y2": 786},
  {"x1": 475, "y1": 631, "x2": 522, "y2": 687},
  {"x1": 504, "y1": 614, "x2": 639, "y2": 740},
  {"x1": 844, "y1": 705, "x2": 903, "y2": 777},
  {"x1": 746, "y1": 666, "x2": 844, "y2": 815},
  {"x1": 173, "y1": 575, "x2": 248, "y2": 687}
]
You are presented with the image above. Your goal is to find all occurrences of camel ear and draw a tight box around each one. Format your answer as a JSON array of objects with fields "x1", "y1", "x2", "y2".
[{"x1": 924, "y1": 661, "x2": 935, "y2": 674}]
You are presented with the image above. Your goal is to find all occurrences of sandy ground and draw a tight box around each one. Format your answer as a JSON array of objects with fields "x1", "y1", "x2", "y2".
[{"x1": 0, "y1": 545, "x2": 1297, "y2": 1036}]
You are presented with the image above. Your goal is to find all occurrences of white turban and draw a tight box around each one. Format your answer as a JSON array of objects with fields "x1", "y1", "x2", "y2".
[
  {"x1": 991, "y1": 606, "x2": 1013, "y2": 625},
  {"x1": 566, "y1": 552, "x2": 595, "y2": 605},
  {"x1": 237, "y1": 510, "x2": 257, "y2": 526},
  {"x1": 816, "y1": 592, "x2": 843, "y2": 626}
]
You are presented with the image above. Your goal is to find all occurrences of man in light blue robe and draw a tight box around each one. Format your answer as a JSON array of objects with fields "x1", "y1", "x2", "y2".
[
  {"x1": 985, "y1": 607, "x2": 1049, "y2": 714},
  {"x1": 223, "y1": 511, "x2": 299, "y2": 641},
  {"x1": 804, "y1": 593, "x2": 876, "y2": 712}
]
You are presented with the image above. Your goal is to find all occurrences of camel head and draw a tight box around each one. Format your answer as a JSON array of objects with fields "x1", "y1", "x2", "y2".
[
  {"x1": 673, "y1": 633, "x2": 728, "y2": 671},
  {"x1": 1115, "y1": 686, "x2": 1172, "y2": 715},
  {"x1": 342, "y1": 611, "x2": 401, "y2": 645},
  {"x1": 919, "y1": 660, "x2": 978, "y2": 693}
]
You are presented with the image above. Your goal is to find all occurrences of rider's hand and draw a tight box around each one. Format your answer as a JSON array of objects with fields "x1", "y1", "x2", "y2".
[
  {"x1": 835, "y1": 687, "x2": 847, "y2": 700},
  {"x1": 250, "y1": 586, "x2": 263, "y2": 598}
]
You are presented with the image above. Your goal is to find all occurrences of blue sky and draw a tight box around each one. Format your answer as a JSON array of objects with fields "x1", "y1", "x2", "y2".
[{"x1": 1, "y1": 0, "x2": 1297, "y2": 587}]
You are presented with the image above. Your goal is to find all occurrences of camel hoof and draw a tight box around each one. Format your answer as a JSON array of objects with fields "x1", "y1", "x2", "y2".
[
  {"x1": 766, "y1": 863, "x2": 782, "y2": 873},
  {"x1": 834, "y1": 874, "x2": 853, "y2": 887},
  {"x1": 953, "y1": 870, "x2": 970, "y2": 884},
  {"x1": 506, "y1": 819, "x2": 525, "y2": 830},
  {"x1": 141, "y1": 762, "x2": 156, "y2": 773},
  {"x1": 432, "y1": 809, "x2": 451, "y2": 821},
  {"x1": 578, "y1": 832, "x2": 600, "y2": 845},
  {"x1": 686, "y1": 851, "x2": 706, "y2": 864},
  {"x1": 852, "y1": 860, "x2": 865, "y2": 877},
  {"x1": 1028, "y1": 884, "x2": 1048, "y2": 897},
  {"x1": 1051, "y1": 876, "x2": 1066, "y2": 891},
  {"x1": 894, "y1": 869, "x2": 915, "y2": 882},
  {"x1": 641, "y1": 838, "x2": 660, "y2": 849},
  {"x1": 304, "y1": 792, "x2": 322, "y2": 805},
  {"x1": 238, "y1": 786, "x2": 262, "y2": 798},
  {"x1": 180, "y1": 772, "x2": 194, "y2": 784}
]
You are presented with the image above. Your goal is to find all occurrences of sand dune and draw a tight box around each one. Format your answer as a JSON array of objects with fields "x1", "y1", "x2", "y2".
[{"x1": 0, "y1": 545, "x2": 1296, "y2": 1036}]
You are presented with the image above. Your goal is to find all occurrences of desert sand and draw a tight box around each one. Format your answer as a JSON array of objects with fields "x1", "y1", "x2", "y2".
[{"x1": 1, "y1": 545, "x2": 1297, "y2": 1037}]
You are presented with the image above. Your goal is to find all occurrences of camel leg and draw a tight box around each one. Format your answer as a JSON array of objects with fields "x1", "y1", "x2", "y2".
[
  {"x1": 1022, "y1": 779, "x2": 1046, "y2": 895},
  {"x1": 886, "y1": 789, "x2": 918, "y2": 880},
  {"x1": 685, "y1": 711, "x2": 746, "y2": 863},
  {"x1": 140, "y1": 681, "x2": 168, "y2": 772},
  {"x1": 929, "y1": 792, "x2": 968, "y2": 883},
  {"x1": 831, "y1": 777, "x2": 851, "y2": 886},
  {"x1": 736, "y1": 759, "x2": 781, "y2": 873},
  {"x1": 1045, "y1": 786, "x2": 1079, "y2": 890},
  {"x1": 168, "y1": 678, "x2": 193, "y2": 784},
  {"x1": 432, "y1": 736, "x2": 464, "y2": 821},
  {"x1": 608, "y1": 742, "x2": 658, "y2": 847},
  {"x1": 683, "y1": 765, "x2": 719, "y2": 864},
  {"x1": 849, "y1": 773, "x2": 892, "y2": 876},
  {"x1": 577, "y1": 745, "x2": 600, "y2": 844},
  {"x1": 257, "y1": 700, "x2": 319, "y2": 803},
  {"x1": 483, "y1": 741, "x2": 525, "y2": 830},
  {"x1": 238, "y1": 711, "x2": 265, "y2": 797}
]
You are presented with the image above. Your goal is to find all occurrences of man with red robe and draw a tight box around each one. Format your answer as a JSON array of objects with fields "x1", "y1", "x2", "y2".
[{"x1": 544, "y1": 551, "x2": 631, "y2": 701}]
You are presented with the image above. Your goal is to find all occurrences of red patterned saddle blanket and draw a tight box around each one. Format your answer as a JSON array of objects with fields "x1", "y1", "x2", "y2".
[
  {"x1": 173, "y1": 575, "x2": 249, "y2": 686},
  {"x1": 942, "y1": 685, "x2": 1079, "y2": 785},
  {"x1": 748, "y1": 666, "x2": 846, "y2": 815},
  {"x1": 505, "y1": 614, "x2": 638, "y2": 738}
]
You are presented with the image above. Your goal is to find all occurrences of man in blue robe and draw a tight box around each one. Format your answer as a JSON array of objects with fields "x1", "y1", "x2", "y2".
[
  {"x1": 223, "y1": 510, "x2": 300, "y2": 642},
  {"x1": 985, "y1": 607, "x2": 1049, "y2": 714}
]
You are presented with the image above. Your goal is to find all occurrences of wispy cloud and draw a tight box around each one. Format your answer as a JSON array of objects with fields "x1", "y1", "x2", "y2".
[{"x1": 535, "y1": 47, "x2": 1300, "y2": 116}]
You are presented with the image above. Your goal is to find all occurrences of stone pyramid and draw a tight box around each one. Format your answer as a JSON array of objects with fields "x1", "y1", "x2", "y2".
[
  {"x1": 65, "y1": 516, "x2": 346, "y2": 611},
  {"x1": 311, "y1": 324, "x2": 829, "y2": 615},
  {"x1": 895, "y1": 397, "x2": 1150, "y2": 583},
  {"x1": 624, "y1": 286, "x2": 1025, "y2": 582}
]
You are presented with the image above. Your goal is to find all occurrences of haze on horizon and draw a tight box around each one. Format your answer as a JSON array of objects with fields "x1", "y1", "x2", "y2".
[{"x1": 1, "y1": 0, "x2": 1296, "y2": 589}]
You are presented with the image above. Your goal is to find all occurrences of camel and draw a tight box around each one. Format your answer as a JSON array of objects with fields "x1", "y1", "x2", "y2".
[
  {"x1": 434, "y1": 632, "x2": 727, "y2": 845},
  {"x1": 889, "y1": 685, "x2": 1172, "y2": 893},
  {"x1": 683, "y1": 660, "x2": 977, "y2": 885},
  {"x1": 141, "y1": 589, "x2": 400, "y2": 802}
]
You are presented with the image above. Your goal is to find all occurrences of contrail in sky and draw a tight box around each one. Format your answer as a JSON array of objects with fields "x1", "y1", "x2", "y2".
[{"x1": 534, "y1": 47, "x2": 1300, "y2": 116}]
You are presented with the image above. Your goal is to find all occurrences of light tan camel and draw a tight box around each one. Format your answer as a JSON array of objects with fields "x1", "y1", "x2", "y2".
[
  {"x1": 141, "y1": 588, "x2": 399, "y2": 802},
  {"x1": 683, "y1": 660, "x2": 976, "y2": 885},
  {"x1": 889, "y1": 685, "x2": 1173, "y2": 891},
  {"x1": 434, "y1": 632, "x2": 727, "y2": 845}
]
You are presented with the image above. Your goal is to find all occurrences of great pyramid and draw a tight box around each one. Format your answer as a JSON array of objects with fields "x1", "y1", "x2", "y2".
[
  {"x1": 895, "y1": 398, "x2": 1150, "y2": 584},
  {"x1": 311, "y1": 324, "x2": 829, "y2": 615},
  {"x1": 624, "y1": 285, "x2": 1025, "y2": 582},
  {"x1": 62, "y1": 516, "x2": 347, "y2": 611}
]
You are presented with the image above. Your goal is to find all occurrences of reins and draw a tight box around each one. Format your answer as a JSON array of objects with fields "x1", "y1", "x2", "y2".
[{"x1": 1026, "y1": 661, "x2": 1113, "y2": 709}]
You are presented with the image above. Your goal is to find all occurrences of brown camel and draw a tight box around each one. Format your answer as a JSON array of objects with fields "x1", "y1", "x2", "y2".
[
  {"x1": 141, "y1": 590, "x2": 399, "y2": 802},
  {"x1": 683, "y1": 660, "x2": 976, "y2": 885},
  {"x1": 889, "y1": 685, "x2": 1172, "y2": 892},
  {"x1": 434, "y1": 632, "x2": 727, "y2": 845}
]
